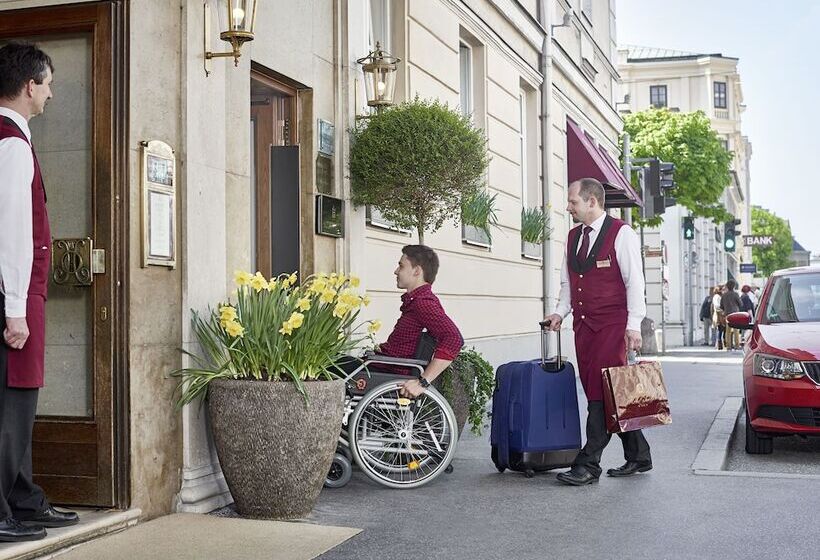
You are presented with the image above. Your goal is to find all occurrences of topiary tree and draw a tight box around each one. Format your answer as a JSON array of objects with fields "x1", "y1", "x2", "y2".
[
  {"x1": 623, "y1": 108, "x2": 733, "y2": 226},
  {"x1": 349, "y1": 97, "x2": 490, "y2": 244},
  {"x1": 751, "y1": 206, "x2": 793, "y2": 276}
]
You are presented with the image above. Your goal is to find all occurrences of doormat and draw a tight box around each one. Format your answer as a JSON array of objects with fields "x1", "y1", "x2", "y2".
[{"x1": 51, "y1": 513, "x2": 360, "y2": 560}]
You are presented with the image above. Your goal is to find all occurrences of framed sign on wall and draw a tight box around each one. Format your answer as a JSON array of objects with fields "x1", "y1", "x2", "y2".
[{"x1": 140, "y1": 140, "x2": 177, "y2": 268}]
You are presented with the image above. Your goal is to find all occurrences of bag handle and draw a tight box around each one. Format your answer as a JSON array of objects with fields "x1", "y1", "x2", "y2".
[{"x1": 538, "y1": 320, "x2": 562, "y2": 371}]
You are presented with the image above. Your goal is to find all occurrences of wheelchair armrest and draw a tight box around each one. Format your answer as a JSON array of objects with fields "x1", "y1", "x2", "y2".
[{"x1": 362, "y1": 353, "x2": 429, "y2": 367}]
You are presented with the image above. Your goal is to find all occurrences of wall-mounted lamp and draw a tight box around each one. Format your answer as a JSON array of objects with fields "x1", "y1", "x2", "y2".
[
  {"x1": 615, "y1": 93, "x2": 631, "y2": 113},
  {"x1": 204, "y1": 0, "x2": 258, "y2": 77},
  {"x1": 550, "y1": 12, "x2": 572, "y2": 35},
  {"x1": 356, "y1": 42, "x2": 400, "y2": 113}
]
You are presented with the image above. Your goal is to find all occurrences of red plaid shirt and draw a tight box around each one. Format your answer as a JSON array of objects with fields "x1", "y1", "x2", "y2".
[{"x1": 378, "y1": 284, "x2": 463, "y2": 362}]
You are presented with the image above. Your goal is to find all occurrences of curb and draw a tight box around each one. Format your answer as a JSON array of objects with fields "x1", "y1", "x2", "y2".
[{"x1": 691, "y1": 396, "x2": 743, "y2": 472}]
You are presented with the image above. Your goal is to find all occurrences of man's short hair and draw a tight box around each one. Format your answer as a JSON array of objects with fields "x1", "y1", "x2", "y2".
[
  {"x1": 0, "y1": 42, "x2": 54, "y2": 100},
  {"x1": 575, "y1": 178, "x2": 606, "y2": 208},
  {"x1": 726, "y1": 280, "x2": 736, "y2": 291},
  {"x1": 402, "y1": 245, "x2": 439, "y2": 284}
]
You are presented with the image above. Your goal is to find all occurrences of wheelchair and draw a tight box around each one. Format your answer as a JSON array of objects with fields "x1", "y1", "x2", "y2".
[{"x1": 325, "y1": 334, "x2": 459, "y2": 489}]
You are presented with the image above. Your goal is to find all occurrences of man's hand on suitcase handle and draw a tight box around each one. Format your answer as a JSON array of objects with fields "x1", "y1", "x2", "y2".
[
  {"x1": 542, "y1": 314, "x2": 562, "y2": 332},
  {"x1": 625, "y1": 329, "x2": 642, "y2": 352}
]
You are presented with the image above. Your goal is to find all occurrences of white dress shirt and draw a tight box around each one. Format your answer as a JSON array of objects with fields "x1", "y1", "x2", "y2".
[
  {"x1": 554, "y1": 212, "x2": 647, "y2": 332},
  {"x1": 0, "y1": 107, "x2": 34, "y2": 318}
]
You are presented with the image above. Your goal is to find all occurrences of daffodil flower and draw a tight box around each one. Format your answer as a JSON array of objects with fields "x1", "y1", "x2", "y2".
[
  {"x1": 288, "y1": 272, "x2": 298, "y2": 285},
  {"x1": 219, "y1": 305, "x2": 237, "y2": 323},
  {"x1": 224, "y1": 320, "x2": 245, "y2": 338},
  {"x1": 250, "y1": 272, "x2": 268, "y2": 293},
  {"x1": 363, "y1": 295, "x2": 371, "y2": 306},
  {"x1": 288, "y1": 312, "x2": 305, "y2": 329},
  {"x1": 349, "y1": 275, "x2": 361, "y2": 288},
  {"x1": 368, "y1": 320, "x2": 382, "y2": 334},
  {"x1": 234, "y1": 270, "x2": 253, "y2": 286},
  {"x1": 320, "y1": 288, "x2": 336, "y2": 304},
  {"x1": 297, "y1": 297, "x2": 311, "y2": 311}
]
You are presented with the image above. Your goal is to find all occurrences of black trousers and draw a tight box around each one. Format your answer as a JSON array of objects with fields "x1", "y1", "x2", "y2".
[
  {"x1": 572, "y1": 400, "x2": 652, "y2": 478},
  {"x1": 0, "y1": 314, "x2": 48, "y2": 521}
]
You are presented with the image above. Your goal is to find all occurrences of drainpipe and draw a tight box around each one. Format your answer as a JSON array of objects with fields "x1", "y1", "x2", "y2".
[{"x1": 539, "y1": 0, "x2": 554, "y2": 319}]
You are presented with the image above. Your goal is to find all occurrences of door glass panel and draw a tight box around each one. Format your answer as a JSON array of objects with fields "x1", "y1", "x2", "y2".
[{"x1": 2, "y1": 34, "x2": 94, "y2": 417}]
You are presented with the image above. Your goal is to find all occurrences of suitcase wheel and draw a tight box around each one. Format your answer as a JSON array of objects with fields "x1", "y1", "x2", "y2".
[
  {"x1": 445, "y1": 464, "x2": 454, "y2": 474},
  {"x1": 524, "y1": 469, "x2": 535, "y2": 479},
  {"x1": 496, "y1": 466, "x2": 506, "y2": 474}
]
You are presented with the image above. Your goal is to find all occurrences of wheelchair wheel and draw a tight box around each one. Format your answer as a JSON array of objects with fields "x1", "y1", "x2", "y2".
[
  {"x1": 324, "y1": 453, "x2": 353, "y2": 488},
  {"x1": 348, "y1": 381, "x2": 458, "y2": 489}
]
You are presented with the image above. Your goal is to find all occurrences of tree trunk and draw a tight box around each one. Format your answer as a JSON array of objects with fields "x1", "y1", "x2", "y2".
[{"x1": 417, "y1": 226, "x2": 425, "y2": 245}]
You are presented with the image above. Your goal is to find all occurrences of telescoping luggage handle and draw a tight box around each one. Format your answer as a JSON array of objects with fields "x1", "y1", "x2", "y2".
[{"x1": 538, "y1": 320, "x2": 563, "y2": 372}]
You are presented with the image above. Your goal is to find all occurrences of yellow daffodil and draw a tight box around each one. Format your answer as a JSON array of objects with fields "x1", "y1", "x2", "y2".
[
  {"x1": 288, "y1": 312, "x2": 304, "y2": 329},
  {"x1": 320, "y1": 288, "x2": 336, "y2": 304},
  {"x1": 250, "y1": 272, "x2": 268, "y2": 293},
  {"x1": 368, "y1": 320, "x2": 382, "y2": 334},
  {"x1": 266, "y1": 278, "x2": 277, "y2": 291},
  {"x1": 288, "y1": 272, "x2": 297, "y2": 285},
  {"x1": 234, "y1": 270, "x2": 253, "y2": 286},
  {"x1": 334, "y1": 274, "x2": 347, "y2": 288},
  {"x1": 350, "y1": 275, "x2": 361, "y2": 288},
  {"x1": 297, "y1": 297, "x2": 311, "y2": 311},
  {"x1": 363, "y1": 295, "x2": 371, "y2": 306},
  {"x1": 224, "y1": 320, "x2": 245, "y2": 338},
  {"x1": 219, "y1": 305, "x2": 237, "y2": 324},
  {"x1": 279, "y1": 323, "x2": 293, "y2": 336},
  {"x1": 333, "y1": 303, "x2": 351, "y2": 318},
  {"x1": 281, "y1": 276, "x2": 292, "y2": 288}
]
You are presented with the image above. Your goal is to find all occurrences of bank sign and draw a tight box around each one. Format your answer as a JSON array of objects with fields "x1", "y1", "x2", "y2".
[{"x1": 743, "y1": 235, "x2": 773, "y2": 247}]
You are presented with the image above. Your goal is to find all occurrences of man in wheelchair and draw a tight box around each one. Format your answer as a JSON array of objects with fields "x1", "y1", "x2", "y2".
[
  {"x1": 326, "y1": 245, "x2": 463, "y2": 489},
  {"x1": 336, "y1": 244, "x2": 463, "y2": 396}
]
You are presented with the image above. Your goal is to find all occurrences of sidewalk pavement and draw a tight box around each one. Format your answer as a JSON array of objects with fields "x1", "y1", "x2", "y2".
[{"x1": 46, "y1": 514, "x2": 359, "y2": 560}]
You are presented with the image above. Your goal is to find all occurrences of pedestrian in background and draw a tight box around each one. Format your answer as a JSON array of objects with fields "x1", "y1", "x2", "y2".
[
  {"x1": 740, "y1": 285, "x2": 755, "y2": 343},
  {"x1": 712, "y1": 286, "x2": 725, "y2": 350},
  {"x1": 699, "y1": 291, "x2": 713, "y2": 346},
  {"x1": 720, "y1": 280, "x2": 742, "y2": 351}
]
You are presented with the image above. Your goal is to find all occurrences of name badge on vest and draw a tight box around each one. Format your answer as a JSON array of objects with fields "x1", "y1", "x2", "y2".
[{"x1": 596, "y1": 258, "x2": 611, "y2": 268}]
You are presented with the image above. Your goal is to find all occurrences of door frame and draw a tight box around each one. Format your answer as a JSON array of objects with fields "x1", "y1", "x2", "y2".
[{"x1": 0, "y1": 0, "x2": 130, "y2": 508}]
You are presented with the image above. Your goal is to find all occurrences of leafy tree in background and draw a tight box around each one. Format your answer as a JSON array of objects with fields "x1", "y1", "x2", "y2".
[
  {"x1": 349, "y1": 98, "x2": 489, "y2": 244},
  {"x1": 751, "y1": 206, "x2": 793, "y2": 276},
  {"x1": 623, "y1": 109, "x2": 733, "y2": 226}
]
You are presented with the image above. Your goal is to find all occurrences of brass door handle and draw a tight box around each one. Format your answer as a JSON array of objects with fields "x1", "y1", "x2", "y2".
[{"x1": 52, "y1": 237, "x2": 105, "y2": 286}]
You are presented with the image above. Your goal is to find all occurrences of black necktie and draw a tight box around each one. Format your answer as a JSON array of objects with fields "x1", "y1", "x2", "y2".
[{"x1": 577, "y1": 226, "x2": 592, "y2": 259}]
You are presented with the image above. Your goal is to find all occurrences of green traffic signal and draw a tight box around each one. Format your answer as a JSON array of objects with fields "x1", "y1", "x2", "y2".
[
  {"x1": 683, "y1": 216, "x2": 695, "y2": 240},
  {"x1": 723, "y1": 220, "x2": 737, "y2": 252}
]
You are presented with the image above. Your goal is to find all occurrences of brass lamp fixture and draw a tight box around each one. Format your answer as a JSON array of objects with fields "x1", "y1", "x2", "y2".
[
  {"x1": 357, "y1": 42, "x2": 400, "y2": 111},
  {"x1": 204, "y1": 0, "x2": 258, "y2": 76}
]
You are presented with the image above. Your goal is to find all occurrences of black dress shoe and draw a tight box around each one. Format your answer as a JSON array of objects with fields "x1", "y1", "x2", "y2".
[
  {"x1": 556, "y1": 468, "x2": 598, "y2": 486},
  {"x1": 19, "y1": 506, "x2": 79, "y2": 528},
  {"x1": 606, "y1": 461, "x2": 653, "y2": 477},
  {"x1": 0, "y1": 518, "x2": 46, "y2": 542}
]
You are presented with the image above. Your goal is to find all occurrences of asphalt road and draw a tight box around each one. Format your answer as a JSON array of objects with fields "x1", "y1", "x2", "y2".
[
  {"x1": 726, "y1": 411, "x2": 820, "y2": 475},
  {"x1": 312, "y1": 350, "x2": 820, "y2": 560}
]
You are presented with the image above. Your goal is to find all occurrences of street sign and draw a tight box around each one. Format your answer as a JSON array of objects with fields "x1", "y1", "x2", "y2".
[
  {"x1": 740, "y1": 263, "x2": 757, "y2": 274},
  {"x1": 644, "y1": 246, "x2": 663, "y2": 258},
  {"x1": 744, "y1": 235, "x2": 773, "y2": 247}
]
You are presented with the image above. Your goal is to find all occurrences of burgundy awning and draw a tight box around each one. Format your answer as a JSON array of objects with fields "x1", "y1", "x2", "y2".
[{"x1": 566, "y1": 118, "x2": 642, "y2": 208}]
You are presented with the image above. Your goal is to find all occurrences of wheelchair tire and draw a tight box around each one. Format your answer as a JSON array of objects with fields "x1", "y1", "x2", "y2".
[
  {"x1": 349, "y1": 381, "x2": 458, "y2": 489},
  {"x1": 324, "y1": 453, "x2": 353, "y2": 489}
]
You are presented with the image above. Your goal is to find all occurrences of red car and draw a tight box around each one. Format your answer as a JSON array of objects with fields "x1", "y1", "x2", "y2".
[{"x1": 727, "y1": 266, "x2": 820, "y2": 454}]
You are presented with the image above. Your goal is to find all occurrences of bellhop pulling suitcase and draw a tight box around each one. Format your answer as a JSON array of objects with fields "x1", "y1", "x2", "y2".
[{"x1": 491, "y1": 321, "x2": 582, "y2": 477}]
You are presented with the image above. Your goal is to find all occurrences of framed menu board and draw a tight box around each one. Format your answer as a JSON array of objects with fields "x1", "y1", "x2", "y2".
[{"x1": 140, "y1": 140, "x2": 177, "y2": 268}]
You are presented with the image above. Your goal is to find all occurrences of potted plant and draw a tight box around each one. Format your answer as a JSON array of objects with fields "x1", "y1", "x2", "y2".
[
  {"x1": 521, "y1": 206, "x2": 552, "y2": 259},
  {"x1": 432, "y1": 348, "x2": 495, "y2": 437},
  {"x1": 461, "y1": 189, "x2": 500, "y2": 247},
  {"x1": 173, "y1": 271, "x2": 378, "y2": 519},
  {"x1": 349, "y1": 97, "x2": 490, "y2": 244}
]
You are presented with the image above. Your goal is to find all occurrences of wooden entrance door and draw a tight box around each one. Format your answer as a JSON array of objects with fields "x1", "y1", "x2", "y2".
[{"x1": 0, "y1": 2, "x2": 127, "y2": 507}]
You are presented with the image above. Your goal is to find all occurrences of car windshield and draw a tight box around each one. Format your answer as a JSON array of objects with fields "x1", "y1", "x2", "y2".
[{"x1": 764, "y1": 273, "x2": 820, "y2": 323}]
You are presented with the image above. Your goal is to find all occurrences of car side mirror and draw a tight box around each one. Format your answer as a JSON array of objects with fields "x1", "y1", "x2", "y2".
[{"x1": 726, "y1": 311, "x2": 753, "y2": 330}]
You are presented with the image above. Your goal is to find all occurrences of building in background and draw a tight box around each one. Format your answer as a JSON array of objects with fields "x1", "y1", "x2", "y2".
[
  {"x1": 791, "y1": 239, "x2": 812, "y2": 267},
  {"x1": 617, "y1": 46, "x2": 753, "y2": 346}
]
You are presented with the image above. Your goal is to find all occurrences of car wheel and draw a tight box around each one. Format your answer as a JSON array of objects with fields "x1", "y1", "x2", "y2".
[{"x1": 744, "y1": 411, "x2": 773, "y2": 454}]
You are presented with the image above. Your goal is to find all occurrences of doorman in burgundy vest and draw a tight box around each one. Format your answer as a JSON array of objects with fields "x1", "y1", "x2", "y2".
[
  {"x1": 545, "y1": 178, "x2": 652, "y2": 486},
  {"x1": 0, "y1": 42, "x2": 78, "y2": 542}
]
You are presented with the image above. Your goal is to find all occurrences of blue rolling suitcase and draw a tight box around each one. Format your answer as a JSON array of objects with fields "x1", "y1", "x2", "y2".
[{"x1": 491, "y1": 322, "x2": 581, "y2": 477}]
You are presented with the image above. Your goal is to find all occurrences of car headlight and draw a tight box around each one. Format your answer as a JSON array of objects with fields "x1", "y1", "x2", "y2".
[{"x1": 753, "y1": 354, "x2": 805, "y2": 380}]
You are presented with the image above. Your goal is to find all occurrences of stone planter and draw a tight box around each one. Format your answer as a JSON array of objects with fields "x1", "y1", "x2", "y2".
[
  {"x1": 207, "y1": 378, "x2": 344, "y2": 519},
  {"x1": 433, "y1": 371, "x2": 471, "y2": 438}
]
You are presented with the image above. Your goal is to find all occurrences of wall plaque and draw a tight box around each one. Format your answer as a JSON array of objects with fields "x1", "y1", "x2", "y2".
[
  {"x1": 140, "y1": 140, "x2": 177, "y2": 268},
  {"x1": 316, "y1": 194, "x2": 344, "y2": 238},
  {"x1": 318, "y1": 119, "x2": 335, "y2": 156}
]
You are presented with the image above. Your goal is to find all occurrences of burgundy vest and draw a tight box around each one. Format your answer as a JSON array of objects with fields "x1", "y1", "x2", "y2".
[
  {"x1": 567, "y1": 215, "x2": 627, "y2": 332},
  {"x1": 1, "y1": 116, "x2": 51, "y2": 387}
]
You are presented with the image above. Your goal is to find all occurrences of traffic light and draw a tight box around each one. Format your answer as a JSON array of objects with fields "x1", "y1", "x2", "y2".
[
  {"x1": 724, "y1": 221, "x2": 737, "y2": 252},
  {"x1": 660, "y1": 162, "x2": 676, "y2": 207},
  {"x1": 643, "y1": 159, "x2": 676, "y2": 219},
  {"x1": 683, "y1": 216, "x2": 695, "y2": 240}
]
